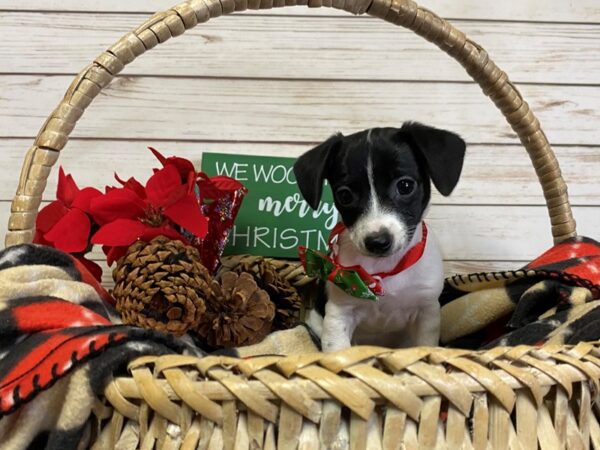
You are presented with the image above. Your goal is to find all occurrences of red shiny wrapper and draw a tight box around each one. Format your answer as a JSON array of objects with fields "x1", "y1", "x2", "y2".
[{"x1": 179, "y1": 174, "x2": 248, "y2": 273}]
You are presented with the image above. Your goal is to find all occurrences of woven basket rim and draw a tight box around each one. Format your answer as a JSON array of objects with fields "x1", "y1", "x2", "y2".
[{"x1": 5, "y1": 0, "x2": 577, "y2": 248}]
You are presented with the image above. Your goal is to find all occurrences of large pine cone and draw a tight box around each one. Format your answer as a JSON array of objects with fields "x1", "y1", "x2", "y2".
[
  {"x1": 195, "y1": 272, "x2": 275, "y2": 348},
  {"x1": 231, "y1": 260, "x2": 303, "y2": 330},
  {"x1": 112, "y1": 236, "x2": 210, "y2": 336}
]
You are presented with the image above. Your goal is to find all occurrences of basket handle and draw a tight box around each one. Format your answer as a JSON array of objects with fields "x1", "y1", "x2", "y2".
[{"x1": 5, "y1": 0, "x2": 576, "y2": 247}]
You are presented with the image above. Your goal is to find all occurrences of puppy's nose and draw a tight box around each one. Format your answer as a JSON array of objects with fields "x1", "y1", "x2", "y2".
[{"x1": 364, "y1": 231, "x2": 393, "y2": 255}]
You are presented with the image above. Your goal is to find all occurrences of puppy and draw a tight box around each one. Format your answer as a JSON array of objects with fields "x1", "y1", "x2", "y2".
[{"x1": 294, "y1": 123, "x2": 466, "y2": 352}]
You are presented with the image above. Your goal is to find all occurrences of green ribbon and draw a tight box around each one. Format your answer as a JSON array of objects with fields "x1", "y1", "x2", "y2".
[{"x1": 299, "y1": 246, "x2": 380, "y2": 301}]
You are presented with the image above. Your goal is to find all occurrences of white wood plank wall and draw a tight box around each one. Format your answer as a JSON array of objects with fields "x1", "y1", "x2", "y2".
[{"x1": 0, "y1": 0, "x2": 598, "y2": 285}]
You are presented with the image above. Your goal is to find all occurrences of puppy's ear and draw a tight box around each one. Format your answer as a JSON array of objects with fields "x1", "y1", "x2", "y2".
[
  {"x1": 400, "y1": 122, "x2": 466, "y2": 196},
  {"x1": 293, "y1": 133, "x2": 342, "y2": 209}
]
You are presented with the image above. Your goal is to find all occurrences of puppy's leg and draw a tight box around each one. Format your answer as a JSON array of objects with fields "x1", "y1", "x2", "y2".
[
  {"x1": 305, "y1": 309, "x2": 324, "y2": 338},
  {"x1": 408, "y1": 304, "x2": 441, "y2": 347},
  {"x1": 321, "y1": 301, "x2": 356, "y2": 352}
]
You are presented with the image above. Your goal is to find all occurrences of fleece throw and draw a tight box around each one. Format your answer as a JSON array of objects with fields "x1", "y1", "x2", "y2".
[
  {"x1": 0, "y1": 244, "x2": 195, "y2": 450},
  {"x1": 1, "y1": 236, "x2": 599, "y2": 449},
  {"x1": 0, "y1": 243, "x2": 319, "y2": 450},
  {"x1": 440, "y1": 235, "x2": 600, "y2": 349}
]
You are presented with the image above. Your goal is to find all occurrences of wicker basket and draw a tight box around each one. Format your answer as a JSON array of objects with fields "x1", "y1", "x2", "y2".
[{"x1": 7, "y1": 0, "x2": 598, "y2": 448}]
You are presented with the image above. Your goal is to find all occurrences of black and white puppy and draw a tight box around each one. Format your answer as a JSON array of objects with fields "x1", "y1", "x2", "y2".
[{"x1": 294, "y1": 123, "x2": 466, "y2": 352}]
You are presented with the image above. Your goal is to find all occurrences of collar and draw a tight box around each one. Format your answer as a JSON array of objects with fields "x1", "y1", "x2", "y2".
[
  {"x1": 298, "y1": 223, "x2": 428, "y2": 301},
  {"x1": 329, "y1": 222, "x2": 428, "y2": 280}
]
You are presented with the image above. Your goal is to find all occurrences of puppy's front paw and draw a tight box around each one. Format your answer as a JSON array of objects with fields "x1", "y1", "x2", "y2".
[
  {"x1": 321, "y1": 295, "x2": 356, "y2": 352},
  {"x1": 412, "y1": 305, "x2": 441, "y2": 347},
  {"x1": 321, "y1": 317, "x2": 352, "y2": 352},
  {"x1": 322, "y1": 338, "x2": 351, "y2": 353}
]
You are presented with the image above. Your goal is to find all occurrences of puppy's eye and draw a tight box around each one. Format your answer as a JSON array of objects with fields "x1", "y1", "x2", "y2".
[
  {"x1": 396, "y1": 177, "x2": 416, "y2": 196},
  {"x1": 335, "y1": 187, "x2": 356, "y2": 206}
]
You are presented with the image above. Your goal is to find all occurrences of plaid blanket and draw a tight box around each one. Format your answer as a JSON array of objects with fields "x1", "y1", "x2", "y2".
[{"x1": 440, "y1": 236, "x2": 600, "y2": 349}]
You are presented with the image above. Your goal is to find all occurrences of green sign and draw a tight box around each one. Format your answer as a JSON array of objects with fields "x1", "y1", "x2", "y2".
[{"x1": 201, "y1": 152, "x2": 337, "y2": 258}]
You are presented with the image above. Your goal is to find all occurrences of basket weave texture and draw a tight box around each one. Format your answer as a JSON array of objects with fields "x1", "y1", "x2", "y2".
[{"x1": 7, "y1": 0, "x2": 597, "y2": 448}]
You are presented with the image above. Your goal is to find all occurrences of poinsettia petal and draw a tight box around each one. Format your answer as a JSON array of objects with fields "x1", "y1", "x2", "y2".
[
  {"x1": 36, "y1": 200, "x2": 69, "y2": 234},
  {"x1": 171, "y1": 158, "x2": 196, "y2": 182},
  {"x1": 33, "y1": 229, "x2": 52, "y2": 246},
  {"x1": 90, "y1": 188, "x2": 146, "y2": 225},
  {"x1": 146, "y1": 165, "x2": 186, "y2": 208},
  {"x1": 71, "y1": 187, "x2": 103, "y2": 213},
  {"x1": 75, "y1": 256, "x2": 103, "y2": 282},
  {"x1": 57, "y1": 167, "x2": 80, "y2": 206},
  {"x1": 140, "y1": 226, "x2": 190, "y2": 246},
  {"x1": 149, "y1": 147, "x2": 168, "y2": 166},
  {"x1": 149, "y1": 147, "x2": 196, "y2": 182},
  {"x1": 91, "y1": 219, "x2": 148, "y2": 247},
  {"x1": 164, "y1": 194, "x2": 209, "y2": 238},
  {"x1": 207, "y1": 175, "x2": 245, "y2": 192},
  {"x1": 197, "y1": 175, "x2": 246, "y2": 202},
  {"x1": 102, "y1": 245, "x2": 128, "y2": 266},
  {"x1": 186, "y1": 171, "x2": 197, "y2": 194},
  {"x1": 115, "y1": 174, "x2": 147, "y2": 199},
  {"x1": 44, "y1": 208, "x2": 91, "y2": 253},
  {"x1": 108, "y1": 247, "x2": 128, "y2": 266}
]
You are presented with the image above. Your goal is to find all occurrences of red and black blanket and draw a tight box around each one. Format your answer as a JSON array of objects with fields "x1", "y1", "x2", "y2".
[
  {"x1": 440, "y1": 235, "x2": 600, "y2": 349},
  {"x1": 0, "y1": 244, "x2": 196, "y2": 449},
  {"x1": 0, "y1": 236, "x2": 599, "y2": 449}
]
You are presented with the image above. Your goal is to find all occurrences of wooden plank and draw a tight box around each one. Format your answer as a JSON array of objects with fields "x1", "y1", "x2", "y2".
[
  {"x1": 1, "y1": 75, "x2": 599, "y2": 145},
  {"x1": 2, "y1": 202, "x2": 597, "y2": 261},
  {"x1": 2, "y1": 0, "x2": 599, "y2": 23},
  {"x1": 1, "y1": 14, "x2": 599, "y2": 85},
  {"x1": 424, "y1": 205, "x2": 599, "y2": 260},
  {"x1": 1, "y1": 139, "x2": 598, "y2": 206}
]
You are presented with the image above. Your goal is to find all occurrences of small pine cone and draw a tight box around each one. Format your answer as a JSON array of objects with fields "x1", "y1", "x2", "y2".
[
  {"x1": 112, "y1": 236, "x2": 210, "y2": 336},
  {"x1": 232, "y1": 260, "x2": 303, "y2": 330},
  {"x1": 195, "y1": 272, "x2": 275, "y2": 348}
]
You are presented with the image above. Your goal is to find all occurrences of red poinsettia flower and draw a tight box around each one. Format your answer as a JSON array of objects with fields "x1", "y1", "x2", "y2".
[
  {"x1": 34, "y1": 167, "x2": 102, "y2": 253},
  {"x1": 149, "y1": 147, "x2": 196, "y2": 182},
  {"x1": 34, "y1": 168, "x2": 104, "y2": 281},
  {"x1": 114, "y1": 174, "x2": 146, "y2": 199},
  {"x1": 90, "y1": 164, "x2": 209, "y2": 265}
]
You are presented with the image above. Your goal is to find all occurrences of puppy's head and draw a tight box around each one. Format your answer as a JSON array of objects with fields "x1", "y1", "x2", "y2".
[{"x1": 293, "y1": 123, "x2": 466, "y2": 257}]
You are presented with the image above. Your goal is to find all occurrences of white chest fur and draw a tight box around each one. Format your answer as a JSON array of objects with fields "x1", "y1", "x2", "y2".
[{"x1": 317, "y1": 223, "x2": 443, "y2": 351}]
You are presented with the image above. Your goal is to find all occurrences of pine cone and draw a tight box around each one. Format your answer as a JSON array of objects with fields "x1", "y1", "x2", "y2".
[
  {"x1": 112, "y1": 236, "x2": 210, "y2": 336},
  {"x1": 231, "y1": 260, "x2": 303, "y2": 330},
  {"x1": 195, "y1": 272, "x2": 275, "y2": 348}
]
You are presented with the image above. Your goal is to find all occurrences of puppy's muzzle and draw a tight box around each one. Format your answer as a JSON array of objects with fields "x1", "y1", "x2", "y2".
[{"x1": 364, "y1": 231, "x2": 393, "y2": 255}]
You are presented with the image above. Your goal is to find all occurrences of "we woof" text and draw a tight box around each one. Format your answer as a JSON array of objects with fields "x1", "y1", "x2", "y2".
[{"x1": 215, "y1": 161, "x2": 297, "y2": 185}]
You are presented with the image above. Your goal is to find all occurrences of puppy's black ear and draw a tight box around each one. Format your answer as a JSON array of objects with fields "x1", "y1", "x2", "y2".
[
  {"x1": 293, "y1": 133, "x2": 342, "y2": 209},
  {"x1": 400, "y1": 122, "x2": 466, "y2": 196}
]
